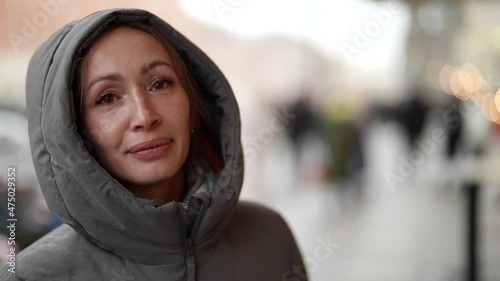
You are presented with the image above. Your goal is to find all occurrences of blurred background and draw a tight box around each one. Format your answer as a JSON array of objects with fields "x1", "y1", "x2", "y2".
[{"x1": 1, "y1": 0, "x2": 500, "y2": 280}]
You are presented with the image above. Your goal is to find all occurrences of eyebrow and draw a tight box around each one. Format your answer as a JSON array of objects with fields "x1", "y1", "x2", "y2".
[
  {"x1": 141, "y1": 60, "x2": 172, "y2": 75},
  {"x1": 85, "y1": 60, "x2": 172, "y2": 92},
  {"x1": 86, "y1": 74, "x2": 122, "y2": 93}
]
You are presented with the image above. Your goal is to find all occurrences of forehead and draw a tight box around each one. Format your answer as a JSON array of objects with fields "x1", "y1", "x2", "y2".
[{"x1": 85, "y1": 26, "x2": 172, "y2": 71}]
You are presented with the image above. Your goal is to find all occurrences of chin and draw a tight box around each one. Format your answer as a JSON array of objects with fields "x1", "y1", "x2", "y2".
[{"x1": 129, "y1": 166, "x2": 184, "y2": 186}]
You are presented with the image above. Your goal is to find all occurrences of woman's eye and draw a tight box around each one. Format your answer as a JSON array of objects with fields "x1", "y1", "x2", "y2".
[
  {"x1": 95, "y1": 93, "x2": 116, "y2": 106},
  {"x1": 150, "y1": 78, "x2": 171, "y2": 91}
]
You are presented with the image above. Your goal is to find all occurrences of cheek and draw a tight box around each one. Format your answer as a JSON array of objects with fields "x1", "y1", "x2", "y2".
[
  {"x1": 169, "y1": 95, "x2": 192, "y2": 130},
  {"x1": 82, "y1": 113, "x2": 124, "y2": 152}
]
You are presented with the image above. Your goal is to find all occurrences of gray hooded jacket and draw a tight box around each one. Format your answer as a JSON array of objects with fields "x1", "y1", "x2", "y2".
[{"x1": 0, "y1": 9, "x2": 306, "y2": 281}]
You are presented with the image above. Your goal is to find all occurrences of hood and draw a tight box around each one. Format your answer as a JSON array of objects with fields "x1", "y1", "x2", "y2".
[{"x1": 26, "y1": 8, "x2": 243, "y2": 264}]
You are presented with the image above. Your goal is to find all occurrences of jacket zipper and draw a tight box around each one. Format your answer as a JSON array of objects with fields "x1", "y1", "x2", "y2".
[{"x1": 178, "y1": 197, "x2": 207, "y2": 281}]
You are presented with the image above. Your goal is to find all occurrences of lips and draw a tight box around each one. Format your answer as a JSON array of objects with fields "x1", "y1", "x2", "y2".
[{"x1": 127, "y1": 138, "x2": 172, "y2": 158}]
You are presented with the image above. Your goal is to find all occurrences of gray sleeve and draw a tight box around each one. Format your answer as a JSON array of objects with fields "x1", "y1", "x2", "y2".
[
  {"x1": 279, "y1": 216, "x2": 309, "y2": 281},
  {"x1": 0, "y1": 268, "x2": 23, "y2": 281}
]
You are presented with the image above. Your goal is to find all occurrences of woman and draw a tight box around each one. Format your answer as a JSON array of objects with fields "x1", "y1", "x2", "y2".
[{"x1": 1, "y1": 9, "x2": 307, "y2": 281}]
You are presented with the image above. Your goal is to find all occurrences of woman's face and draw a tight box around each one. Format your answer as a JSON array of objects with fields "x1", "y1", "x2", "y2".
[{"x1": 80, "y1": 27, "x2": 192, "y2": 192}]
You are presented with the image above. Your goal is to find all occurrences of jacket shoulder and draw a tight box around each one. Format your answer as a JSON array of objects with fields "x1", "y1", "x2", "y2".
[
  {"x1": 215, "y1": 201, "x2": 308, "y2": 280},
  {"x1": 231, "y1": 200, "x2": 289, "y2": 231},
  {"x1": 229, "y1": 200, "x2": 302, "y2": 259},
  {"x1": 232, "y1": 200, "x2": 281, "y2": 216},
  {"x1": 1, "y1": 225, "x2": 98, "y2": 281},
  {"x1": 0, "y1": 270, "x2": 22, "y2": 281},
  {"x1": 229, "y1": 200, "x2": 297, "y2": 246}
]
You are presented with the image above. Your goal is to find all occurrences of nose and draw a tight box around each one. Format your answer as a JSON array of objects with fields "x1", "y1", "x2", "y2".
[{"x1": 129, "y1": 91, "x2": 161, "y2": 131}]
